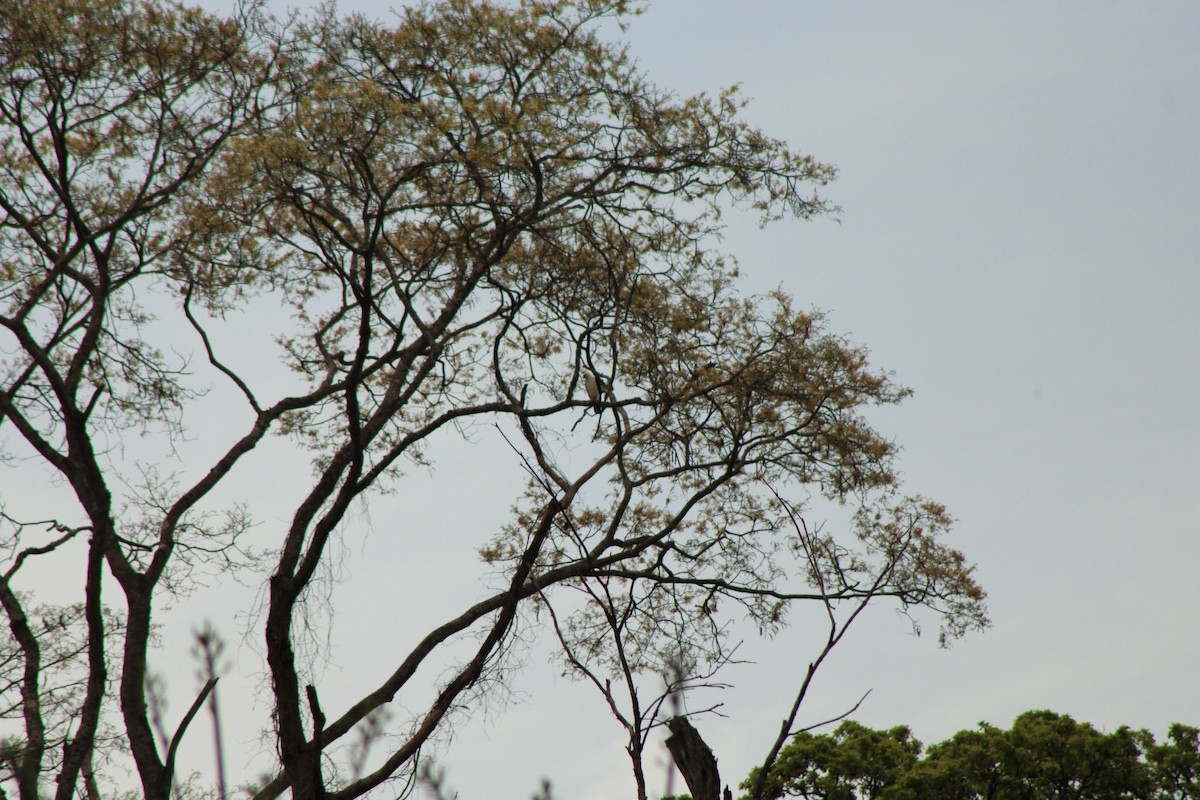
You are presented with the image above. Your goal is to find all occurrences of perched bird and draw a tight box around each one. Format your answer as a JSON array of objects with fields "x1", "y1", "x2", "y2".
[{"x1": 582, "y1": 368, "x2": 604, "y2": 413}]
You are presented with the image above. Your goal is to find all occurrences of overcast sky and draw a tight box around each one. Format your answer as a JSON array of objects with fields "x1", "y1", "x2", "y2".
[
  {"x1": 8, "y1": 2, "x2": 1199, "y2": 799},
  {"x1": 600, "y1": 1, "x2": 1200, "y2": 792},
  {"x1": 413, "y1": 2, "x2": 1200, "y2": 795},
  {"x1": 602, "y1": 0, "x2": 1200, "y2": 771}
]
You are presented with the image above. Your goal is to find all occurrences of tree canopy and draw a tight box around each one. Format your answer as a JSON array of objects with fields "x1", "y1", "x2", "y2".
[
  {"x1": 0, "y1": 0, "x2": 987, "y2": 798},
  {"x1": 743, "y1": 711, "x2": 1200, "y2": 800}
]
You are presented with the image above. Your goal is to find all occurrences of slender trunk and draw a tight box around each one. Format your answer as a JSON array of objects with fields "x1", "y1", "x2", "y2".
[
  {"x1": 54, "y1": 529, "x2": 107, "y2": 800},
  {"x1": 121, "y1": 589, "x2": 171, "y2": 800},
  {"x1": 266, "y1": 575, "x2": 326, "y2": 800},
  {"x1": 0, "y1": 584, "x2": 45, "y2": 800},
  {"x1": 627, "y1": 736, "x2": 648, "y2": 800}
]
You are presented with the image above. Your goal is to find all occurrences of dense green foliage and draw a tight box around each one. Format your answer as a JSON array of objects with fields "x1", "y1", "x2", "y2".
[{"x1": 743, "y1": 711, "x2": 1199, "y2": 800}]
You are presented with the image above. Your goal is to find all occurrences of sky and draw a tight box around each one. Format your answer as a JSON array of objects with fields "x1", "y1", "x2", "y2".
[
  {"x1": 592, "y1": 0, "x2": 1200, "y2": 786},
  {"x1": 5, "y1": 2, "x2": 1200, "y2": 799}
]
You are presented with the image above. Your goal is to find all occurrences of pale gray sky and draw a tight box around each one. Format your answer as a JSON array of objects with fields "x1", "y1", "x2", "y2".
[
  {"x1": 399, "y1": 2, "x2": 1200, "y2": 795},
  {"x1": 602, "y1": 0, "x2": 1200, "y2": 788},
  {"x1": 6, "y1": 2, "x2": 1198, "y2": 799}
]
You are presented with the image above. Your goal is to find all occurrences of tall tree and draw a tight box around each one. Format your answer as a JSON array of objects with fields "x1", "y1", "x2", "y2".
[
  {"x1": 0, "y1": 0, "x2": 988, "y2": 798},
  {"x1": 0, "y1": 0, "x2": 282, "y2": 797}
]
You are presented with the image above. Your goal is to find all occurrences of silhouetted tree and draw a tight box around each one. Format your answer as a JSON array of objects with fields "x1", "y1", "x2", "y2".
[{"x1": 0, "y1": 0, "x2": 988, "y2": 798}]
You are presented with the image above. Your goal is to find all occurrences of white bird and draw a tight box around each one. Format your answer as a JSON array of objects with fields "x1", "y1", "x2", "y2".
[{"x1": 582, "y1": 368, "x2": 603, "y2": 413}]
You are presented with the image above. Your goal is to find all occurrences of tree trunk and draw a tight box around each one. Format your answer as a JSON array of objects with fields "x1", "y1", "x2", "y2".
[{"x1": 665, "y1": 716, "x2": 726, "y2": 800}]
